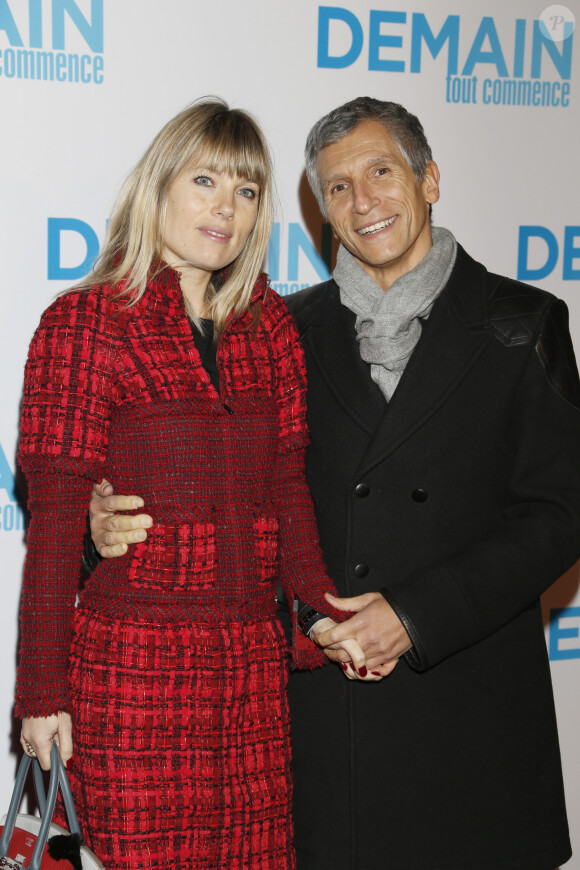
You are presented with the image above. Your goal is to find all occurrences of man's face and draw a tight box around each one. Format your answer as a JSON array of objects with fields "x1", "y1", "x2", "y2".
[{"x1": 317, "y1": 119, "x2": 440, "y2": 291}]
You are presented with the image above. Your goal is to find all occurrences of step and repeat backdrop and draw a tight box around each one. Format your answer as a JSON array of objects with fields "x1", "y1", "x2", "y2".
[{"x1": 1, "y1": 0, "x2": 579, "y2": 858}]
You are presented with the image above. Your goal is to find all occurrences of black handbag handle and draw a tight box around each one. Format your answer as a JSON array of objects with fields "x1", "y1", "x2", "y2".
[{"x1": 0, "y1": 743, "x2": 80, "y2": 870}]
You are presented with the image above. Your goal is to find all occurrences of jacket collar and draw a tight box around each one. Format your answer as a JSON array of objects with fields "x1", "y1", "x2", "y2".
[
  {"x1": 293, "y1": 245, "x2": 498, "y2": 470},
  {"x1": 441, "y1": 244, "x2": 501, "y2": 328},
  {"x1": 134, "y1": 263, "x2": 269, "y2": 319},
  {"x1": 295, "y1": 281, "x2": 387, "y2": 437},
  {"x1": 357, "y1": 245, "x2": 495, "y2": 473}
]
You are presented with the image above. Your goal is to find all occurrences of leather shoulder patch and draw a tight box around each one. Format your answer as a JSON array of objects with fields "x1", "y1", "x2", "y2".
[
  {"x1": 488, "y1": 278, "x2": 552, "y2": 346},
  {"x1": 535, "y1": 299, "x2": 580, "y2": 409},
  {"x1": 489, "y1": 278, "x2": 580, "y2": 409}
]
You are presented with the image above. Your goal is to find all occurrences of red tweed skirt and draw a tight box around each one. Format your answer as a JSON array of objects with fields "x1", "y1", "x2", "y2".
[{"x1": 67, "y1": 606, "x2": 295, "y2": 870}]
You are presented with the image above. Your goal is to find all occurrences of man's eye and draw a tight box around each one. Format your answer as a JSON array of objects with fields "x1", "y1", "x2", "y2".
[
  {"x1": 375, "y1": 167, "x2": 389, "y2": 177},
  {"x1": 331, "y1": 183, "x2": 347, "y2": 194}
]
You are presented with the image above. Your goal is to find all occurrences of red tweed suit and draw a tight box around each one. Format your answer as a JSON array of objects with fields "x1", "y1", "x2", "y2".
[{"x1": 16, "y1": 267, "x2": 340, "y2": 870}]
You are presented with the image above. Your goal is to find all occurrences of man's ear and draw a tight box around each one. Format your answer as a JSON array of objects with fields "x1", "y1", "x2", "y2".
[{"x1": 423, "y1": 160, "x2": 440, "y2": 206}]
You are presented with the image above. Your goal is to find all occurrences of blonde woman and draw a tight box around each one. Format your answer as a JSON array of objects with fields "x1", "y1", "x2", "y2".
[{"x1": 15, "y1": 99, "x2": 364, "y2": 870}]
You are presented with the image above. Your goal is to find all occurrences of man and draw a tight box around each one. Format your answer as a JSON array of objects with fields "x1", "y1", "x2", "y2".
[{"x1": 86, "y1": 98, "x2": 580, "y2": 869}]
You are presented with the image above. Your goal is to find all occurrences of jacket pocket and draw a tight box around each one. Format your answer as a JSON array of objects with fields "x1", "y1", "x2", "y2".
[{"x1": 127, "y1": 521, "x2": 217, "y2": 591}]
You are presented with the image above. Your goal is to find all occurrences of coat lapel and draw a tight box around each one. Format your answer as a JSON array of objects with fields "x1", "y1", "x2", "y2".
[
  {"x1": 358, "y1": 247, "x2": 494, "y2": 475},
  {"x1": 301, "y1": 282, "x2": 386, "y2": 437}
]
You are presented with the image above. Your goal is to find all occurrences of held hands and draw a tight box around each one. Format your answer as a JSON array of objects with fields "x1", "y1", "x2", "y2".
[
  {"x1": 310, "y1": 618, "x2": 382, "y2": 681},
  {"x1": 90, "y1": 479, "x2": 153, "y2": 557},
  {"x1": 315, "y1": 592, "x2": 413, "y2": 677},
  {"x1": 21, "y1": 712, "x2": 73, "y2": 770}
]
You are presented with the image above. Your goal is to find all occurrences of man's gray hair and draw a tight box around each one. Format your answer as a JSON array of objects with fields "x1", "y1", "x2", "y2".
[{"x1": 305, "y1": 96, "x2": 433, "y2": 214}]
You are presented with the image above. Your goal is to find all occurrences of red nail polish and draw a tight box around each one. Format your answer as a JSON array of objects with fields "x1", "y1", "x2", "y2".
[
  {"x1": 358, "y1": 666, "x2": 367, "y2": 677},
  {"x1": 339, "y1": 662, "x2": 348, "y2": 671},
  {"x1": 371, "y1": 671, "x2": 381, "y2": 676}
]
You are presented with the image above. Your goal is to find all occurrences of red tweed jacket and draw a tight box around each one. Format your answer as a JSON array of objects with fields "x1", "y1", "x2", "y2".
[{"x1": 16, "y1": 267, "x2": 339, "y2": 717}]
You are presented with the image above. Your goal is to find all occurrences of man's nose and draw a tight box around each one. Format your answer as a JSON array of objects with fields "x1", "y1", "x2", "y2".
[{"x1": 351, "y1": 180, "x2": 379, "y2": 215}]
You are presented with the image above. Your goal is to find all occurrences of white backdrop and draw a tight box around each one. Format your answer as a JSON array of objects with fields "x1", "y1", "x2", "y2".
[{"x1": 1, "y1": 0, "x2": 579, "y2": 863}]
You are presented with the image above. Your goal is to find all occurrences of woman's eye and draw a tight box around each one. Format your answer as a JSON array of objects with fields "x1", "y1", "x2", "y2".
[
  {"x1": 194, "y1": 175, "x2": 213, "y2": 186},
  {"x1": 239, "y1": 187, "x2": 257, "y2": 199}
]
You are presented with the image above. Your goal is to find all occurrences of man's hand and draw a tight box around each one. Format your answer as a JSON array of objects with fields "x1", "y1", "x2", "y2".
[
  {"x1": 315, "y1": 592, "x2": 413, "y2": 675},
  {"x1": 90, "y1": 479, "x2": 153, "y2": 558}
]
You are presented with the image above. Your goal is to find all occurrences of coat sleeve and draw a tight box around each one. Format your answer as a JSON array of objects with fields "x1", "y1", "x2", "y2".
[
  {"x1": 16, "y1": 290, "x2": 116, "y2": 717},
  {"x1": 267, "y1": 293, "x2": 345, "y2": 667},
  {"x1": 382, "y1": 298, "x2": 580, "y2": 672}
]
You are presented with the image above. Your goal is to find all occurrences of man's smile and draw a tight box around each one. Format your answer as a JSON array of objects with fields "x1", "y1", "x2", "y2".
[{"x1": 356, "y1": 215, "x2": 397, "y2": 235}]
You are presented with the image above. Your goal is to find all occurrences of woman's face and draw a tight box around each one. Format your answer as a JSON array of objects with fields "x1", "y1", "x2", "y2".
[{"x1": 161, "y1": 160, "x2": 261, "y2": 280}]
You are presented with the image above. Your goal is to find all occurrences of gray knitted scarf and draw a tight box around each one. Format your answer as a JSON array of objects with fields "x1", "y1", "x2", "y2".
[{"x1": 334, "y1": 226, "x2": 458, "y2": 400}]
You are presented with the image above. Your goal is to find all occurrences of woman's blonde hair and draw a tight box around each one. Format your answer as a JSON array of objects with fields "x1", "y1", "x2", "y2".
[{"x1": 76, "y1": 97, "x2": 273, "y2": 334}]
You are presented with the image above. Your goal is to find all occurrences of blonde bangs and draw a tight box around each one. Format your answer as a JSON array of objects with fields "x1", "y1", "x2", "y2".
[{"x1": 195, "y1": 117, "x2": 270, "y2": 189}]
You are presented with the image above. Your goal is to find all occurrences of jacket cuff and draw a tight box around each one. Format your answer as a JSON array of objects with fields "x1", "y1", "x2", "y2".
[
  {"x1": 380, "y1": 587, "x2": 428, "y2": 672},
  {"x1": 290, "y1": 600, "x2": 328, "y2": 670},
  {"x1": 82, "y1": 512, "x2": 102, "y2": 574}
]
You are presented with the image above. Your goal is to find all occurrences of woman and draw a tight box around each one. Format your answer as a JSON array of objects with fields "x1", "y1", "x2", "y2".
[{"x1": 15, "y1": 98, "x2": 364, "y2": 870}]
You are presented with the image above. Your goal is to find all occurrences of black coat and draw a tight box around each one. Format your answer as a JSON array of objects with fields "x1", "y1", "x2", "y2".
[{"x1": 284, "y1": 246, "x2": 580, "y2": 870}]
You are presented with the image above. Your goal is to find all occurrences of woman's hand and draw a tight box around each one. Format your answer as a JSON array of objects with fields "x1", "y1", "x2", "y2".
[
  {"x1": 309, "y1": 618, "x2": 383, "y2": 681},
  {"x1": 21, "y1": 712, "x2": 73, "y2": 770}
]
